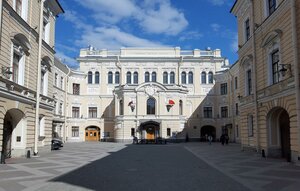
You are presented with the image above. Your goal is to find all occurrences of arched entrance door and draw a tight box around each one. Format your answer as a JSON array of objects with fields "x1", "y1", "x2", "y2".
[
  {"x1": 85, "y1": 126, "x2": 100, "y2": 141},
  {"x1": 140, "y1": 121, "x2": 160, "y2": 141},
  {"x1": 201, "y1": 126, "x2": 216, "y2": 141},
  {"x1": 268, "y1": 108, "x2": 291, "y2": 162},
  {"x1": 1, "y1": 109, "x2": 25, "y2": 163}
]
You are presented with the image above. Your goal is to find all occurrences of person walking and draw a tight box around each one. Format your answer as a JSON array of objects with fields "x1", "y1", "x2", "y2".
[
  {"x1": 220, "y1": 134, "x2": 225, "y2": 145},
  {"x1": 208, "y1": 135, "x2": 213, "y2": 145}
]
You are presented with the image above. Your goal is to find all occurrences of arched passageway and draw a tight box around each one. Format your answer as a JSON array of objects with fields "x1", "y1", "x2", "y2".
[{"x1": 200, "y1": 126, "x2": 216, "y2": 141}]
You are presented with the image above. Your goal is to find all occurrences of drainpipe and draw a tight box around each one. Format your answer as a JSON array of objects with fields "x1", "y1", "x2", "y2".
[
  {"x1": 250, "y1": 0, "x2": 260, "y2": 152},
  {"x1": 0, "y1": 0, "x2": 3, "y2": 50},
  {"x1": 33, "y1": 0, "x2": 45, "y2": 156},
  {"x1": 63, "y1": 65, "x2": 71, "y2": 143},
  {"x1": 291, "y1": 0, "x2": 300, "y2": 162}
]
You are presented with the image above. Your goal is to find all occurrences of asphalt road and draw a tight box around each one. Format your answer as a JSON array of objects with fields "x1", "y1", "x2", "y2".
[{"x1": 50, "y1": 144, "x2": 249, "y2": 191}]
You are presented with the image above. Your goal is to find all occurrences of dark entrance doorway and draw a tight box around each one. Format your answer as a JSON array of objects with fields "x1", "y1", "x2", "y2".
[
  {"x1": 279, "y1": 110, "x2": 291, "y2": 161},
  {"x1": 200, "y1": 126, "x2": 216, "y2": 141},
  {"x1": 139, "y1": 121, "x2": 160, "y2": 142}
]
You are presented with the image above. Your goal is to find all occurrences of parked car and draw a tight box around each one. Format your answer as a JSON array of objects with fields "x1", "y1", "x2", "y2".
[{"x1": 51, "y1": 132, "x2": 63, "y2": 150}]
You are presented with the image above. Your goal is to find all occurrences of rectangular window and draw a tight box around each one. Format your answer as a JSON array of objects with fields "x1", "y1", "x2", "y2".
[
  {"x1": 220, "y1": 83, "x2": 227, "y2": 95},
  {"x1": 268, "y1": 0, "x2": 276, "y2": 15},
  {"x1": 13, "y1": 52, "x2": 20, "y2": 83},
  {"x1": 235, "y1": 103, "x2": 239, "y2": 116},
  {"x1": 234, "y1": 77, "x2": 238, "y2": 89},
  {"x1": 167, "y1": 128, "x2": 171, "y2": 136},
  {"x1": 272, "y1": 50, "x2": 280, "y2": 84},
  {"x1": 59, "y1": 103, "x2": 63, "y2": 115},
  {"x1": 60, "y1": 77, "x2": 64, "y2": 89},
  {"x1": 247, "y1": 70, "x2": 252, "y2": 95},
  {"x1": 203, "y1": 107, "x2": 213, "y2": 118},
  {"x1": 72, "y1": 126, "x2": 79, "y2": 137},
  {"x1": 72, "y1": 107, "x2": 80, "y2": 118},
  {"x1": 73, "y1": 83, "x2": 80, "y2": 95},
  {"x1": 131, "y1": 128, "x2": 135, "y2": 137},
  {"x1": 245, "y1": 19, "x2": 250, "y2": 41},
  {"x1": 88, "y1": 107, "x2": 97, "y2": 118},
  {"x1": 248, "y1": 115, "x2": 254, "y2": 137},
  {"x1": 54, "y1": 73, "x2": 58, "y2": 86},
  {"x1": 221, "y1": 106, "x2": 228, "y2": 118}
]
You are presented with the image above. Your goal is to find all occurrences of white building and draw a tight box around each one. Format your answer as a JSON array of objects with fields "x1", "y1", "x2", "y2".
[{"x1": 65, "y1": 47, "x2": 233, "y2": 143}]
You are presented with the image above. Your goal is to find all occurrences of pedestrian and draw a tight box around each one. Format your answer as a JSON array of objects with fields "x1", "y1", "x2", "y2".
[
  {"x1": 220, "y1": 134, "x2": 225, "y2": 145},
  {"x1": 225, "y1": 134, "x2": 229, "y2": 145},
  {"x1": 208, "y1": 135, "x2": 212, "y2": 145}
]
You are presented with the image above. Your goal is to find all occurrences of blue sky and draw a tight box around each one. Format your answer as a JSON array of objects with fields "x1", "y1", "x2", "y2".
[{"x1": 55, "y1": 0, "x2": 237, "y2": 68}]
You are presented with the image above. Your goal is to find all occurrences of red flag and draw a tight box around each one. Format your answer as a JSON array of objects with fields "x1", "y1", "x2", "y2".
[{"x1": 168, "y1": 100, "x2": 175, "y2": 105}]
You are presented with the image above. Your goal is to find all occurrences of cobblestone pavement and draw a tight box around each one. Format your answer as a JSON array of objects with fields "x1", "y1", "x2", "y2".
[
  {"x1": 0, "y1": 142, "x2": 127, "y2": 191},
  {"x1": 185, "y1": 142, "x2": 300, "y2": 191}
]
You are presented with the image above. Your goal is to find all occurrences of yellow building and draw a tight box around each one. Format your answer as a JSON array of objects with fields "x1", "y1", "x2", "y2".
[
  {"x1": 0, "y1": 0, "x2": 63, "y2": 163},
  {"x1": 231, "y1": 0, "x2": 300, "y2": 162}
]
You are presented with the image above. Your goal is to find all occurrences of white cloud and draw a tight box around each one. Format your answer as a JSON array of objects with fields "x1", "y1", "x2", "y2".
[
  {"x1": 179, "y1": 31, "x2": 203, "y2": 41},
  {"x1": 76, "y1": 27, "x2": 164, "y2": 49},
  {"x1": 210, "y1": 23, "x2": 221, "y2": 32},
  {"x1": 55, "y1": 51, "x2": 78, "y2": 68},
  {"x1": 74, "y1": 0, "x2": 188, "y2": 36}
]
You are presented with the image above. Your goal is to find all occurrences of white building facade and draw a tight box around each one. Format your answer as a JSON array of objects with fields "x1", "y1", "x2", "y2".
[{"x1": 65, "y1": 47, "x2": 233, "y2": 143}]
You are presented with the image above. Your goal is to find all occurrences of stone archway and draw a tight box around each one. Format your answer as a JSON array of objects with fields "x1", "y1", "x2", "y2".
[
  {"x1": 139, "y1": 121, "x2": 160, "y2": 141},
  {"x1": 85, "y1": 126, "x2": 100, "y2": 141},
  {"x1": 1, "y1": 109, "x2": 25, "y2": 163},
  {"x1": 200, "y1": 126, "x2": 216, "y2": 141},
  {"x1": 267, "y1": 107, "x2": 291, "y2": 162}
]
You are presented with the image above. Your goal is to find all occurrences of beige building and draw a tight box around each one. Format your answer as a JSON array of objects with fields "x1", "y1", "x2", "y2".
[
  {"x1": 231, "y1": 0, "x2": 300, "y2": 162},
  {"x1": 63, "y1": 47, "x2": 243, "y2": 143},
  {"x1": 0, "y1": 0, "x2": 63, "y2": 163}
]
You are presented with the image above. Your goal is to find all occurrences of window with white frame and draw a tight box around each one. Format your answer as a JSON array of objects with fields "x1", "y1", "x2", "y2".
[
  {"x1": 163, "y1": 72, "x2": 168, "y2": 84},
  {"x1": 42, "y1": 14, "x2": 50, "y2": 44},
  {"x1": 133, "y1": 72, "x2": 138, "y2": 84},
  {"x1": 267, "y1": 0, "x2": 277, "y2": 16},
  {"x1": 72, "y1": 126, "x2": 79, "y2": 137},
  {"x1": 73, "y1": 83, "x2": 80, "y2": 95},
  {"x1": 95, "y1": 71, "x2": 100, "y2": 84},
  {"x1": 14, "y1": 0, "x2": 28, "y2": 21},
  {"x1": 12, "y1": 44, "x2": 25, "y2": 85},
  {"x1": 170, "y1": 72, "x2": 175, "y2": 84},
  {"x1": 188, "y1": 71, "x2": 193, "y2": 84},
  {"x1": 115, "y1": 72, "x2": 120, "y2": 84},
  {"x1": 88, "y1": 107, "x2": 97, "y2": 118},
  {"x1": 88, "y1": 71, "x2": 93, "y2": 84},
  {"x1": 246, "y1": 70, "x2": 252, "y2": 95},
  {"x1": 40, "y1": 62, "x2": 49, "y2": 96},
  {"x1": 108, "y1": 71, "x2": 113, "y2": 84},
  {"x1": 181, "y1": 72, "x2": 186, "y2": 84},
  {"x1": 201, "y1": 72, "x2": 206, "y2": 84},
  {"x1": 126, "y1": 72, "x2": 131, "y2": 84},
  {"x1": 208, "y1": 72, "x2": 213, "y2": 84},
  {"x1": 244, "y1": 18, "x2": 250, "y2": 41},
  {"x1": 72, "y1": 107, "x2": 80, "y2": 118},
  {"x1": 145, "y1": 72, "x2": 150, "y2": 82},
  {"x1": 151, "y1": 72, "x2": 156, "y2": 82},
  {"x1": 271, "y1": 50, "x2": 280, "y2": 84}
]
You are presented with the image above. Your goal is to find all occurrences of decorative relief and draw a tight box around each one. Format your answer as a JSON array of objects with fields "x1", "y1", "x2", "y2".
[{"x1": 145, "y1": 85, "x2": 158, "y2": 96}]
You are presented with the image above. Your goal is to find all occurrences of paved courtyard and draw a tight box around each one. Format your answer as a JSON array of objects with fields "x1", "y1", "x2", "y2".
[{"x1": 0, "y1": 142, "x2": 299, "y2": 191}]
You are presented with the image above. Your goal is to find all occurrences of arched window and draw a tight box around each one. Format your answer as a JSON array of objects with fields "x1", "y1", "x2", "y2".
[
  {"x1": 163, "y1": 72, "x2": 168, "y2": 84},
  {"x1": 145, "y1": 72, "x2": 150, "y2": 82},
  {"x1": 188, "y1": 71, "x2": 193, "y2": 84},
  {"x1": 181, "y1": 72, "x2": 186, "y2": 84},
  {"x1": 115, "y1": 72, "x2": 120, "y2": 84},
  {"x1": 201, "y1": 72, "x2": 206, "y2": 84},
  {"x1": 88, "y1": 71, "x2": 93, "y2": 84},
  {"x1": 147, "y1": 98, "x2": 156, "y2": 115},
  {"x1": 179, "y1": 100, "x2": 183, "y2": 115},
  {"x1": 126, "y1": 71, "x2": 131, "y2": 84},
  {"x1": 170, "y1": 72, "x2": 175, "y2": 84},
  {"x1": 152, "y1": 72, "x2": 156, "y2": 82},
  {"x1": 108, "y1": 71, "x2": 113, "y2": 84},
  {"x1": 95, "y1": 72, "x2": 99, "y2": 84},
  {"x1": 208, "y1": 72, "x2": 213, "y2": 84},
  {"x1": 133, "y1": 72, "x2": 138, "y2": 84}
]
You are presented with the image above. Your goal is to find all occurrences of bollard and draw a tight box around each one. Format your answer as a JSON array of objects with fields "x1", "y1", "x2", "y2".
[
  {"x1": 26, "y1": 150, "x2": 30, "y2": 158},
  {"x1": 262, "y1": 149, "x2": 266, "y2": 158}
]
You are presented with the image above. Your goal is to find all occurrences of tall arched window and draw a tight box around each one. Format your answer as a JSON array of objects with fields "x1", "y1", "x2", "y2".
[
  {"x1": 126, "y1": 71, "x2": 131, "y2": 84},
  {"x1": 108, "y1": 71, "x2": 113, "y2": 84},
  {"x1": 188, "y1": 71, "x2": 193, "y2": 84},
  {"x1": 145, "y1": 72, "x2": 150, "y2": 82},
  {"x1": 95, "y1": 72, "x2": 99, "y2": 84},
  {"x1": 170, "y1": 72, "x2": 175, "y2": 84},
  {"x1": 133, "y1": 72, "x2": 138, "y2": 84},
  {"x1": 163, "y1": 72, "x2": 168, "y2": 84},
  {"x1": 181, "y1": 72, "x2": 186, "y2": 84},
  {"x1": 88, "y1": 71, "x2": 93, "y2": 84},
  {"x1": 147, "y1": 98, "x2": 156, "y2": 115},
  {"x1": 115, "y1": 71, "x2": 120, "y2": 84},
  {"x1": 119, "y1": 100, "x2": 123, "y2": 115},
  {"x1": 201, "y1": 72, "x2": 206, "y2": 84},
  {"x1": 208, "y1": 72, "x2": 213, "y2": 84},
  {"x1": 179, "y1": 100, "x2": 183, "y2": 115},
  {"x1": 152, "y1": 72, "x2": 156, "y2": 82}
]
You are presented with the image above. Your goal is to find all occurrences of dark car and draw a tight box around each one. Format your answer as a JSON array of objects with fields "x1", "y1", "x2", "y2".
[{"x1": 51, "y1": 138, "x2": 63, "y2": 150}]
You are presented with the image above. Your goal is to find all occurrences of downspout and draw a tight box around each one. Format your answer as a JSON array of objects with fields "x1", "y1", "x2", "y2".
[
  {"x1": 0, "y1": 0, "x2": 3, "y2": 50},
  {"x1": 34, "y1": 0, "x2": 45, "y2": 156},
  {"x1": 63, "y1": 65, "x2": 71, "y2": 143},
  {"x1": 250, "y1": 0, "x2": 260, "y2": 152},
  {"x1": 291, "y1": 0, "x2": 300, "y2": 162}
]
